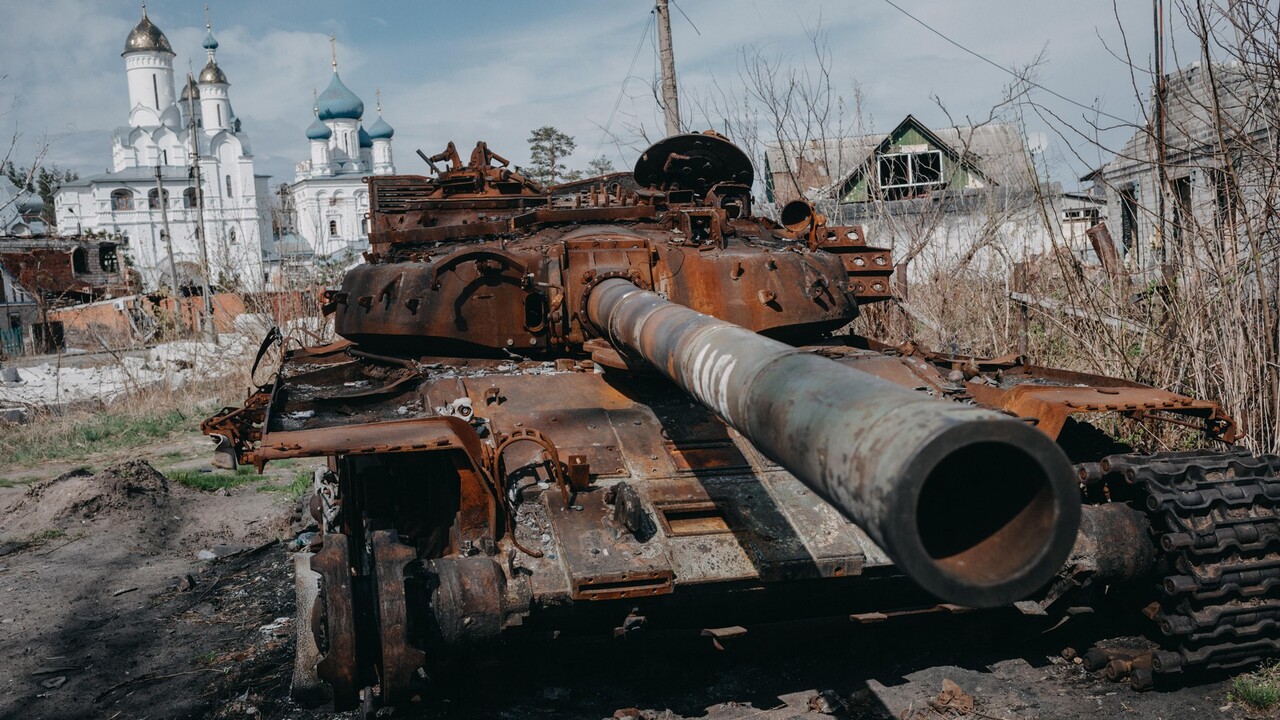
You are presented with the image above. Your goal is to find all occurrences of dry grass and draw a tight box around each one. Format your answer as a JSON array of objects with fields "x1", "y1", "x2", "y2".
[{"x1": 0, "y1": 363, "x2": 253, "y2": 469}]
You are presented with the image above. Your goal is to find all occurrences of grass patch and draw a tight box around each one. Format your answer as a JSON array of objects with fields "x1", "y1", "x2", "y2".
[
  {"x1": 0, "y1": 476, "x2": 41, "y2": 489},
  {"x1": 29, "y1": 528, "x2": 66, "y2": 543},
  {"x1": 0, "y1": 528, "x2": 69, "y2": 556},
  {"x1": 258, "y1": 469, "x2": 314, "y2": 502},
  {"x1": 1233, "y1": 662, "x2": 1280, "y2": 710},
  {"x1": 166, "y1": 466, "x2": 262, "y2": 492},
  {"x1": 0, "y1": 405, "x2": 204, "y2": 467}
]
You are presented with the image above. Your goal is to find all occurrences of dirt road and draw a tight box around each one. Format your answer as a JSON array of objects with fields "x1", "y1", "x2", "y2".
[{"x1": 0, "y1": 431, "x2": 1260, "y2": 719}]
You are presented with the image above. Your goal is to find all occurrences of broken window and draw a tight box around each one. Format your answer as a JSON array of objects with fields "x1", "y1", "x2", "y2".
[
  {"x1": 1172, "y1": 175, "x2": 1193, "y2": 245},
  {"x1": 1209, "y1": 168, "x2": 1240, "y2": 234},
  {"x1": 72, "y1": 247, "x2": 89, "y2": 274},
  {"x1": 99, "y1": 244, "x2": 119, "y2": 273},
  {"x1": 876, "y1": 150, "x2": 944, "y2": 201},
  {"x1": 183, "y1": 187, "x2": 198, "y2": 209},
  {"x1": 1119, "y1": 185, "x2": 1139, "y2": 254},
  {"x1": 1062, "y1": 208, "x2": 1101, "y2": 224},
  {"x1": 329, "y1": 220, "x2": 339, "y2": 236},
  {"x1": 110, "y1": 189, "x2": 134, "y2": 211}
]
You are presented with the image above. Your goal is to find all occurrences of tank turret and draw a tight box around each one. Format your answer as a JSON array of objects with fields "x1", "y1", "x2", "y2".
[{"x1": 204, "y1": 133, "x2": 1278, "y2": 710}]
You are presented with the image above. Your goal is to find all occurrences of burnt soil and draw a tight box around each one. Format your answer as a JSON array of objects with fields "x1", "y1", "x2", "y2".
[{"x1": 0, "y1": 450, "x2": 1261, "y2": 719}]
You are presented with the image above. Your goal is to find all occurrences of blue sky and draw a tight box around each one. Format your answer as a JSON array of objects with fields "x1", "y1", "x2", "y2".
[{"x1": 1, "y1": 1, "x2": 1191, "y2": 189}]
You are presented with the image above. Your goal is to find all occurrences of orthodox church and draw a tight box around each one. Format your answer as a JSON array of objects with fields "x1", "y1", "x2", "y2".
[
  {"x1": 288, "y1": 40, "x2": 396, "y2": 262},
  {"x1": 54, "y1": 7, "x2": 272, "y2": 292},
  {"x1": 0, "y1": 176, "x2": 49, "y2": 238}
]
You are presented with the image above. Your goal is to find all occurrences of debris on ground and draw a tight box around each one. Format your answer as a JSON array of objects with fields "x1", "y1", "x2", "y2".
[
  {"x1": 808, "y1": 689, "x2": 848, "y2": 714},
  {"x1": 930, "y1": 678, "x2": 975, "y2": 716}
]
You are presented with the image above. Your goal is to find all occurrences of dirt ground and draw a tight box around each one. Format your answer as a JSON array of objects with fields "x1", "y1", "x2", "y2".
[{"x1": 0, "y1": 428, "x2": 1263, "y2": 720}]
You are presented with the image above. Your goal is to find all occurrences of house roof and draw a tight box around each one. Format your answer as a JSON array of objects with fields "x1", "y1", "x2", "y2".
[
  {"x1": 765, "y1": 115, "x2": 1036, "y2": 203},
  {"x1": 57, "y1": 167, "x2": 192, "y2": 190}
]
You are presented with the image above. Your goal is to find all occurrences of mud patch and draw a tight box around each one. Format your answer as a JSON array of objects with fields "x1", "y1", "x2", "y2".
[{"x1": 3, "y1": 459, "x2": 178, "y2": 553}]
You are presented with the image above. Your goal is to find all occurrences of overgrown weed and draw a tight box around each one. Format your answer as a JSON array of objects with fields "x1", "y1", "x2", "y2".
[{"x1": 1232, "y1": 662, "x2": 1280, "y2": 710}]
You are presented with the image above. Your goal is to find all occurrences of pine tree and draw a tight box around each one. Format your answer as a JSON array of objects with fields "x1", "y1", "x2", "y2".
[{"x1": 526, "y1": 126, "x2": 576, "y2": 186}]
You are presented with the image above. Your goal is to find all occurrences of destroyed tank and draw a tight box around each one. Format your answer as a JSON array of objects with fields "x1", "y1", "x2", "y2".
[{"x1": 205, "y1": 133, "x2": 1280, "y2": 710}]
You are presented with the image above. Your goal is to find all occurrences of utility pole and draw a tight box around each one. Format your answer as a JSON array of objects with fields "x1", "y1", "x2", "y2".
[
  {"x1": 655, "y1": 0, "x2": 681, "y2": 137},
  {"x1": 1154, "y1": 0, "x2": 1168, "y2": 271},
  {"x1": 185, "y1": 72, "x2": 217, "y2": 341},
  {"x1": 154, "y1": 165, "x2": 182, "y2": 304}
]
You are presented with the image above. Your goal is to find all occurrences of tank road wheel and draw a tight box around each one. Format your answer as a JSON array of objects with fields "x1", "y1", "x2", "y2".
[
  {"x1": 370, "y1": 530, "x2": 427, "y2": 706},
  {"x1": 312, "y1": 533, "x2": 361, "y2": 710}
]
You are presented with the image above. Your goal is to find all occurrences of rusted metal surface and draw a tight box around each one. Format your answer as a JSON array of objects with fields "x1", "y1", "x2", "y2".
[
  {"x1": 370, "y1": 530, "x2": 426, "y2": 706},
  {"x1": 201, "y1": 131, "x2": 1279, "y2": 711},
  {"x1": 585, "y1": 276, "x2": 1080, "y2": 608},
  {"x1": 312, "y1": 534, "x2": 359, "y2": 710},
  {"x1": 965, "y1": 372, "x2": 1236, "y2": 442}
]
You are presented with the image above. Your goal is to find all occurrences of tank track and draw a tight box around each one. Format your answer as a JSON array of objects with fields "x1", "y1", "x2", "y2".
[{"x1": 1101, "y1": 448, "x2": 1280, "y2": 676}]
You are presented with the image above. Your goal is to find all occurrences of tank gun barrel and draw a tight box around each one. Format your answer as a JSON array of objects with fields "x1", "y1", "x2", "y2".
[{"x1": 586, "y1": 278, "x2": 1081, "y2": 608}]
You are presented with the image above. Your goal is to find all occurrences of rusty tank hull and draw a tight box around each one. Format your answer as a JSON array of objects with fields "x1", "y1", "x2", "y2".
[{"x1": 205, "y1": 133, "x2": 1280, "y2": 709}]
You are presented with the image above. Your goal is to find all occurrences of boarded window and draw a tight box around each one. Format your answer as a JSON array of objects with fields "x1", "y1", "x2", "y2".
[{"x1": 225, "y1": 175, "x2": 233, "y2": 197}]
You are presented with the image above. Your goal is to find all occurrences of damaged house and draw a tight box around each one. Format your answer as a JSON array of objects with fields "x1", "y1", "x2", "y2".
[
  {"x1": 0, "y1": 175, "x2": 133, "y2": 353},
  {"x1": 1090, "y1": 61, "x2": 1276, "y2": 279},
  {"x1": 765, "y1": 115, "x2": 1106, "y2": 280}
]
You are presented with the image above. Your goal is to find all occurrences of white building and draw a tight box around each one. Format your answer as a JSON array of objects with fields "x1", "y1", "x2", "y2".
[
  {"x1": 53, "y1": 8, "x2": 272, "y2": 292},
  {"x1": 290, "y1": 47, "x2": 396, "y2": 263}
]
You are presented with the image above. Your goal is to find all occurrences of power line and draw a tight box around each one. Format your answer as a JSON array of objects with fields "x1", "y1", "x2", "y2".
[
  {"x1": 879, "y1": 0, "x2": 1131, "y2": 125},
  {"x1": 670, "y1": 0, "x2": 701, "y2": 36},
  {"x1": 595, "y1": 11, "x2": 656, "y2": 163}
]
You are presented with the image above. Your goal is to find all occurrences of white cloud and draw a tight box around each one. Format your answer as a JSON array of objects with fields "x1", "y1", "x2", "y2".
[{"x1": 0, "y1": 0, "x2": 1196, "y2": 189}]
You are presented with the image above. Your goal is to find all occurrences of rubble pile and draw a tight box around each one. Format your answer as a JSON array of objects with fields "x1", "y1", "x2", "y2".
[{"x1": 0, "y1": 318, "x2": 326, "y2": 414}]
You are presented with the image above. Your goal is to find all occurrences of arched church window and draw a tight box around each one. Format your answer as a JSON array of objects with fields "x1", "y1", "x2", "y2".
[
  {"x1": 329, "y1": 220, "x2": 339, "y2": 236},
  {"x1": 225, "y1": 175, "x2": 233, "y2": 197},
  {"x1": 229, "y1": 228, "x2": 237, "y2": 244},
  {"x1": 72, "y1": 247, "x2": 88, "y2": 274},
  {"x1": 183, "y1": 188, "x2": 197, "y2": 209},
  {"x1": 361, "y1": 216, "x2": 369, "y2": 235},
  {"x1": 147, "y1": 188, "x2": 169, "y2": 210},
  {"x1": 110, "y1": 190, "x2": 133, "y2": 211}
]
